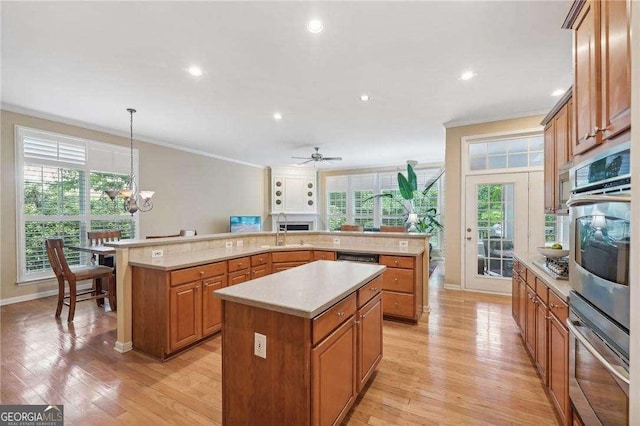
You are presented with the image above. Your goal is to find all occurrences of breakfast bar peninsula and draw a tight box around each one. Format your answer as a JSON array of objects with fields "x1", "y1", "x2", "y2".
[{"x1": 215, "y1": 260, "x2": 386, "y2": 426}]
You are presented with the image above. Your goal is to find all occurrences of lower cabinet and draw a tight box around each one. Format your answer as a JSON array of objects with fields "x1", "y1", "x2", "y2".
[
  {"x1": 250, "y1": 253, "x2": 271, "y2": 279},
  {"x1": 357, "y1": 294, "x2": 382, "y2": 391},
  {"x1": 272, "y1": 250, "x2": 312, "y2": 272},
  {"x1": 132, "y1": 260, "x2": 227, "y2": 360},
  {"x1": 379, "y1": 254, "x2": 423, "y2": 322},
  {"x1": 513, "y1": 259, "x2": 569, "y2": 425}
]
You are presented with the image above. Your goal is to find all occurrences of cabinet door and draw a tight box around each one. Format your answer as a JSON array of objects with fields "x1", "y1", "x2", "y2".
[
  {"x1": 535, "y1": 300, "x2": 548, "y2": 384},
  {"x1": 313, "y1": 251, "x2": 336, "y2": 261},
  {"x1": 511, "y1": 274, "x2": 519, "y2": 326},
  {"x1": 524, "y1": 287, "x2": 537, "y2": 357},
  {"x1": 544, "y1": 121, "x2": 556, "y2": 213},
  {"x1": 549, "y1": 314, "x2": 569, "y2": 425},
  {"x1": 518, "y1": 277, "x2": 527, "y2": 333},
  {"x1": 202, "y1": 275, "x2": 226, "y2": 337},
  {"x1": 381, "y1": 291, "x2": 415, "y2": 319},
  {"x1": 169, "y1": 282, "x2": 202, "y2": 353},
  {"x1": 228, "y1": 269, "x2": 250, "y2": 286},
  {"x1": 573, "y1": 0, "x2": 602, "y2": 155},
  {"x1": 357, "y1": 295, "x2": 382, "y2": 392},
  {"x1": 600, "y1": 0, "x2": 631, "y2": 140},
  {"x1": 312, "y1": 317, "x2": 357, "y2": 426},
  {"x1": 555, "y1": 103, "x2": 570, "y2": 169},
  {"x1": 251, "y1": 264, "x2": 270, "y2": 279}
]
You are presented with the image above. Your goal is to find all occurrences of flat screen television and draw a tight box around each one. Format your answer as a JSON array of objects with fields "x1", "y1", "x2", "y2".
[{"x1": 230, "y1": 216, "x2": 262, "y2": 233}]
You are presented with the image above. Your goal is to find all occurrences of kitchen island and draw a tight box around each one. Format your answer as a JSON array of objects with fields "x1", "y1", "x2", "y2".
[{"x1": 215, "y1": 260, "x2": 385, "y2": 426}]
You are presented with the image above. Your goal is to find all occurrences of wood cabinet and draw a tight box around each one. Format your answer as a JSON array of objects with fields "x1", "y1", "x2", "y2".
[
  {"x1": 379, "y1": 254, "x2": 423, "y2": 322},
  {"x1": 250, "y1": 253, "x2": 271, "y2": 279},
  {"x1": 512, "y1": 259, "x2": 569, "y2": 425},
  {"x1": 271, "y1": 250, "x2": 312, "y2": 272},
  {"x1": 565, "y1": 0, "x2": 630, "y2": 156},
  {"x1": 132, "y1": 261, "x2": 227, "y2": 360},
  {"x1": 313, "y1": 250, "x2": 336, "y2": 261},
  {"x1": 356, "y1": 294, "x2": 382, "y2": 392},
  {"x1": 542, "y1": 91, "x2": 573, "y2": 214}
]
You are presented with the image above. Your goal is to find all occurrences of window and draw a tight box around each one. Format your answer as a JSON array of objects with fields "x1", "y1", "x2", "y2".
[
  {"x1": 325, "y1": 168, "x2": 444, "y2": 246},
  {"x1": 468, "y1": 135, "x2": 544, "y2": 171},
  {"x1": 16, "y1": 126, "x2": 136, "y2": 283}
]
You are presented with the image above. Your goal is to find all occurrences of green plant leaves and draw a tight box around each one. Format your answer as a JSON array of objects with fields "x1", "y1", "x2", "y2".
[
  {"x1": 397, "y1": 172, "x2": 414, "y2": 200},
  {"x1": 407, "y1": 164, "x2": 417, "y2": 191}
]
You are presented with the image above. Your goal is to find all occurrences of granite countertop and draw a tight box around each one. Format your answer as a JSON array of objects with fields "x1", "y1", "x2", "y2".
[
  {"x1": 214, "y1": 260, "x2": 386, "y2": 318},
  {"x1": 513, "y1": 253, "x2": 572, "y2": 301},
  {"x1": 128, "y1": 243, "x2": 424, "y2": 271}
]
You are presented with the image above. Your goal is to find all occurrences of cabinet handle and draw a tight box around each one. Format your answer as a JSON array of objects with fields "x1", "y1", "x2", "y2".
[
  {"x1": 394, "y1": 260, "x2": 398, "y2": 265},
  {"x1": 337, "y1": 312, "x2": 344, "y2": 318},
  {"x1": 550, "y1": 303, "x2": 557, "y2": 308},
  {"x1": 354, "y1": 320, "x2": 360, "y2": 324},
  {"x1": 394, "y1": 302, "x2": 399, "y2": 306},
  {"x1": 362, "y1": 313, "x2": 366, "y2": 319},
  {"x1": 199, "y1": 271, "x2": 204, "y2": 275},
  {"x1": 593, "y1": 126, "x2": 608, "y2": 134},
  {"x1": 545, "y1": 315, "x2": 553, "y2": 320}
]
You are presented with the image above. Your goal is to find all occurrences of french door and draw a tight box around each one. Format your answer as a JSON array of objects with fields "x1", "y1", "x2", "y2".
[{"x1": 464, "y1": 172, "x2": 543, "y2": 293}]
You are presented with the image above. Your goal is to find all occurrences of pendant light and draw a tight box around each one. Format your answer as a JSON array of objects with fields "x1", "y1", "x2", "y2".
[{"x1": 104, "y1": 108, "x2": 154, "y2": 215}]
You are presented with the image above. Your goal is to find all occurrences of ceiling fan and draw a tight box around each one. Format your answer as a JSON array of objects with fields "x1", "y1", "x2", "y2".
[{"x1": 292, "y1": 147, "x2": 343, "y2": 165}]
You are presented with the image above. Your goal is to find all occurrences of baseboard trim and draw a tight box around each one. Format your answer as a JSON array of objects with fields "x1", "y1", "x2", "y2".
[
  {"x1": 114, "y1": 341, "x2": 133, "y2": 353},
  {"x1": 443, "y1": 284, "x2": 462, "y2": 290},
  {"x1": 422, "y1": 305, "x2": 431, "y2": 313},
  {"x1": 0, "y1": 283, "x2": 93, "y2": 306}
]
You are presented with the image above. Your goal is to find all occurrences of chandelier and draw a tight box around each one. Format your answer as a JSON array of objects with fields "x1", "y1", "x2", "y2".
[{"x1": 105, "y1": 108, "x2": 154, "y2": 215}]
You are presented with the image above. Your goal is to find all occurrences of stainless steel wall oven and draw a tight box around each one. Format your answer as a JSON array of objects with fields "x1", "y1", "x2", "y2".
[{"x1": 567, "y1": 143, "x2": 631, "y2": 425}]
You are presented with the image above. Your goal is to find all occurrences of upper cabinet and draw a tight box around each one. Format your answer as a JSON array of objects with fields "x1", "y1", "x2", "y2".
[
  {"x1": 564, "y1": 0, "x2": 631, "y2": 156},
  {"x1": 270, "y1": 167, "x2": 317, "y2": 214}
]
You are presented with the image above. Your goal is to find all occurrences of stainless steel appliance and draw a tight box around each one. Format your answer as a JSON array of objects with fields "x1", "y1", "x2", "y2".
[
  {"x1": 567, "y1": 142, "x2": 631, "y2": 425},
  {"x1": 336, "y1": 252, "x2": 379, "y2": 263}
]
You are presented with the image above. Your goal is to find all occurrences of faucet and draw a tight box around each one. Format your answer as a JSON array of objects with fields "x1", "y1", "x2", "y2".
[{"x1": 276, "y1": 212, "x2": 288, "y2": 246}]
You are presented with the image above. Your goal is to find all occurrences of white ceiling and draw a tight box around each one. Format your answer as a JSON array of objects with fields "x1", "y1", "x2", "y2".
[{"x1": 1, "y1": 1, "x2": 572, "y2": 170}]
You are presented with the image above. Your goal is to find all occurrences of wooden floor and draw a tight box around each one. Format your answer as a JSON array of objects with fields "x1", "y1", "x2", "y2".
[{"x1": 1, "y1": 263, "x2": 559, "y2": 425}]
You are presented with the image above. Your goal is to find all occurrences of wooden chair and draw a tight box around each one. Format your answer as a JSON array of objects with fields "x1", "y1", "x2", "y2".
[
  {"x1": 341, "y1": 224, "x2": 364, "y2": 232},
  {"x1": 87, "y1": 230, "x2": 121, "y2": 266},
  {"x1": 380, "y1": 225, "x2": 406, "y2": 233},
  {"x1": 45, "y1": 238, "x2": 115, "y2": 322}
]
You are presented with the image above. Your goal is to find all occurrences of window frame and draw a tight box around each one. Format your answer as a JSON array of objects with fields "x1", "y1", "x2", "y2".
[{"x1": 15, "y1": 125, "x2": 139, "y2": 284}]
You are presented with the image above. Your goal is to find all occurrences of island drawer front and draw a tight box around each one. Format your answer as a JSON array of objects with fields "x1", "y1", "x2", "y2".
[
  {"x1": 526, "y1": 269, "x2": 536, "y2": 289},
  {"x1": 313, "y1": 250, "x2": 336, "y2": 261},
  {"x1": 382, "y1": 291, "x2": 415, "y2": 319},
  {"x1": 381, "y1": 268, "x2": 414, "y2": 293},
  {"x1": 379, "y1": 255, "x2": 414, "y2": 269},
  {"x1": 228, "y1": 257, "x2": 251, "y2": 273},
  {"x1": 271, "y1": 250, "x2": 312, "y2": 263},
  {"x1": 357, "y1": 275, "x2": 382, "y2": 308},
  {"x1": 170, "y1": 262, "x2": 226, "y2": 286},
  {"x1": 312, "y1": 294, "x2": 357, "y2": 346},
  {"x1": 548, "y1": 291, "x2": 568, "y2": 325},
  {"x1": 272, "y1": 261, "x2": 306, "y2": 273},
  {"x1": 251, "y1": 254, "x2": 270, "y2": 266}
]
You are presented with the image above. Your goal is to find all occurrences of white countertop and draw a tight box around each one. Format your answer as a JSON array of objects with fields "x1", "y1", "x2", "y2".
[
  {"x1": 514, "y1": 253, "x2": 572, "y2": 301},
  {"x1": 128, "y1": 243, "x2": 423, "y2": 271},
  {"x1": 214, "y1": 260, "x2": 386, "y2": 318}
]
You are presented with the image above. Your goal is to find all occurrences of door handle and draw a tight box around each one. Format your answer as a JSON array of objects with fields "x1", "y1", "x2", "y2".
[
  {"x1": 466, "y1": 237, "x2": 472, "y2": 240},
  {"x1": 466, "y1": 228, "x2": 472, "y2": 232}
]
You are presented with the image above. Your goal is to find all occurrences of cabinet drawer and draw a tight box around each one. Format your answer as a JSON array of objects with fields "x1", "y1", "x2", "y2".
[
  {"x1": 382, "y1": 291, "x2": 415, "y2": 319},
  {"x1": 271, "y1": 250, "x2": 312, "y2": 263},
  {"x1": 536, "y1": 278, "x2": 549, "y2": 305},
  {"x1": 170, "y1": 262, "x2": 226, "y2": 286},
  {"x1": 251, "y1": 254, "x2": 269, "y2": 266},
  {"x1": 272, "y1": 261, "x2": 305, "y2": 273},
  {"x1": 549, "y1": 291, "x2": 568, "y2": 325},
  {"x1": 228, "y1": 269, "x2": 250, "y2": 286},
  {"x1": 228, "y1": 257, "x2": 250, "y2": 273},
  {"x1": 379, "y1": 255, "x2": 414, "y2": 269},
  {"x1": 381, "y1": 268, "x2": 414, "y2": 293},
  {"x1": 357, "y1": 275, "x2": 382, "y2": 308},
  {"x1": 313, "y1": 250, "x2": 336, "y2": 261},
  {"x1": 526, "y1": 269, "x2": 536, "y2": 289},
  {"x1": 312, "y1": 294, "x2": 356, "y2": 346}
]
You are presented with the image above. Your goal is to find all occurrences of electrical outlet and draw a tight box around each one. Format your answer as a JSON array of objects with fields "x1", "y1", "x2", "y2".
[
  {"x1": 151, "y1": 249, "x2": 163, "y2": 258},
  {"x1": 236, "y1": 240, "x2": 243, "y2": 247},
  {"x1": 333, "y1": 238, "x2": 340, "y2": 245},
  {"x1": 225, "y1": 241, "x2": 233, "y2": 249},
  {"x1": 254, "y1": 333, "x2": 266, "y2": 359},
  {"x1": 399, "y1": 240, "x2": 408, "y2": 248}
]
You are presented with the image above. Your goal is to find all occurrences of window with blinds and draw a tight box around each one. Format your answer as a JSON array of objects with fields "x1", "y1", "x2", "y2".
[
  {"x1": 16, "y1": 126, "x2": 137, "y2": 283},
  {"x1": 325, "y1": 168, "x2": 444, "y2": 245}
]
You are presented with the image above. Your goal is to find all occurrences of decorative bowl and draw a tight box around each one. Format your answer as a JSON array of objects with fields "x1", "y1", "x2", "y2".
[{"x1": 536, "y1": 247, "x2": 569, "y2": 258}]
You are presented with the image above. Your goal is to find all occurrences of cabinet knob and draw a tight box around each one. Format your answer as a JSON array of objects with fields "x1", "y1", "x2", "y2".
[
  {"x1": 394, "y1": 260, "x2": 398, "y2": 265},
  {"x1": 337, "y1": 312, "x2": 344, "y2": 317},
  {"x1": 199, "y1": 271, "x2": 204, "y2": 275},
  {"x1": 395, "y1": 302, "x2": 399, "y2": 306},
  {"x1": 354, "y1": 320, "x2": 360, "y2": 324},
  {"x1": 550, "y1": 303, "x2": 557, "y2": 309}
]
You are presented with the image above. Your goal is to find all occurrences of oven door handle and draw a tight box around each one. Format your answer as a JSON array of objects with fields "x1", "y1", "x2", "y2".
[
  {"x1": 567, "y1": 320, "x2": 630, "y2": 386},
  {"x1": 567, "y1": 194, "x2": 631, "y2": 207}
]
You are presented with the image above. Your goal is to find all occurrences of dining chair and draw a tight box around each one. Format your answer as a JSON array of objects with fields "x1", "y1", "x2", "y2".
[
  {"x1": 340, "y1": 224, "x2": 364, "y2": 232},
  {"x1": 380, "y1": 225, "x2": 406, "y2": 233},
  {"x1": 45, "y1": 238, "x2": 115, "y2": 322},
  {"x1": 87, "y1": 230, "x2": 121, "y2": 266}
]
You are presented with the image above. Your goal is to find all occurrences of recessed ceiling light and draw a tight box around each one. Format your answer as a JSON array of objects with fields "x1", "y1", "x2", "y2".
[
  {"x1": 459, "y1": 71, "x2": 475, "y2": 81},
  {"x1": 551, "y1": 89, "x2": 565, "y2": 97},
  {"x1": 360, "y1": 94, "x2": 370, "y2": 102},
  {"x1": 187, "y1": 66, "x2": 203, "y2": 76},
  {"x1": 273, "y1": 112, "x2": 282, "y2": 121},
  {"x1": 307, "y1": 19, "x2": 323, "y2": 34}
]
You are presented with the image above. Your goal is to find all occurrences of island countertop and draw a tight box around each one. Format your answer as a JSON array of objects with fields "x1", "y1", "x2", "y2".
[{"x1": 214, "y1": 260, "x2": 386, "y2": 318}]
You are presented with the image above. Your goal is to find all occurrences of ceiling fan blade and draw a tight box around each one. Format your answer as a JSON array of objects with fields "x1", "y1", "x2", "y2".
[
  {"x1": 322, "y1": 157, "x2": 342, "y2": 161},
  {"x1": 291, "y1": 156, "x2": 311, "y2": 160},
  {"x1": 297, "y1": 159, "x2": 314, "y2": 165}
]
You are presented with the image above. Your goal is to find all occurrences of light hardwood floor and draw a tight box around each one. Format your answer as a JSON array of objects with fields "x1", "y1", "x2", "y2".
[{"x1": 1, "y1": 263, "x2": 559, "y2": 425}]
